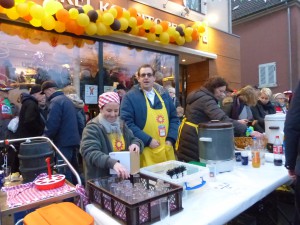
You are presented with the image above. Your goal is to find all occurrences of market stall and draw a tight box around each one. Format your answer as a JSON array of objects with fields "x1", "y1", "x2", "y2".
[{"x1": 86, "y1": 159, "x2": 291, "y2": 225}]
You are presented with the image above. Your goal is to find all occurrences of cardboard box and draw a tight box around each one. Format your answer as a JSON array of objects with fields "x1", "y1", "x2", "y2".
[{"x1": 109, "y1": 151, "x2": 140, "y2": 175}]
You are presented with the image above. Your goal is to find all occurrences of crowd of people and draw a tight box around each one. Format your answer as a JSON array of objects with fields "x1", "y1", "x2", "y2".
[
  {"x1": 0, "y1": 68, "x2": 293, "y2": 184},
  {"x1": 2, "y1": 65, "x2": 300, "y2": 222}
]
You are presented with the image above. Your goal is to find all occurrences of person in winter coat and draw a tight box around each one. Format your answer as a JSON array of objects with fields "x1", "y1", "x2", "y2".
[
  {"x1": 177, "y1": 78, "x2": 262, "y2": 162},
  {"x1": 273, "y1": 92, "x2": 288, "y2": 113},
  {"x1": 120, "y1": 64, "x2": 179, "y2": 167},
  {"x1": 17, "y1": 85, "x2": 45, "y2": 138},
  {"x1": 250, "y1": 88, "x2": 276, "y2": 132},
  {"x1": 284, "y1": 81, "x2": 300, "y2": 224},
  {"x1": 80, "y1": 92, "x2": 143, "y2": 181},
  {"x1": 62, "y1": 85, "x2": 86, "y2": 138},
  {"x1": 41, "y1": 80, "x2": 80, "y2": 184}
]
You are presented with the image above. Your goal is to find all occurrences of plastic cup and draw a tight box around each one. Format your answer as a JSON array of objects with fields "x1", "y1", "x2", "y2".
[
  {"x1": 207, "y1": 163, "x2": 217, "y2": 181},
  {"x1": 159, "y1": 197, "x2": 170, "y2": 225}
]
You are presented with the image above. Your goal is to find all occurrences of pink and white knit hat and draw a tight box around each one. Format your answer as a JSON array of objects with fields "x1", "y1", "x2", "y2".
[{"x1": 98, "y1": 92, "x2": 120, "y2": 108}]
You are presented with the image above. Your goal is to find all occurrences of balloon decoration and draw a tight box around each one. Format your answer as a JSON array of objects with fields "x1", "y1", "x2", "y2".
[{"x1": 0, "y1": 0, "x2": 208, "y2": 46}]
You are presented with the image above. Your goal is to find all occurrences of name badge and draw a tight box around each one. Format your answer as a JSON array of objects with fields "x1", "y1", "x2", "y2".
[{"x1": 158, "y1": 125, "x2": 166, "y2": 137}]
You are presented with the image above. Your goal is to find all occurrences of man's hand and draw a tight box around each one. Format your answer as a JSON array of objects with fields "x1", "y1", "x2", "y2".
[
  {"x1": 288, "y1": 169, "x2": 297, "y2": 180},
  {"x1": 149, "y1": 139, "x2": 160, "y2": 149}
]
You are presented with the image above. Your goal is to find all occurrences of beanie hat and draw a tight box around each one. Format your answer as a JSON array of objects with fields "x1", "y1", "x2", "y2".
[
  {"x1": 30, "y1": 84, "x2": 41, "y2": 95},
  {"x1": 98, "y1": 92, "x2": 120, "y2": 108},
  {"x1": 273, "y1": 93, "x2": 285, "y2": 100},
  {"x1": 41, "y1": 80, "x2": 58, "y2": 94}
]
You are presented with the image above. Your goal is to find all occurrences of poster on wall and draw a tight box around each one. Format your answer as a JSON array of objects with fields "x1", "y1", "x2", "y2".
[{"x1": 85, "y1": 85, "x2": 98, "y2": 104}]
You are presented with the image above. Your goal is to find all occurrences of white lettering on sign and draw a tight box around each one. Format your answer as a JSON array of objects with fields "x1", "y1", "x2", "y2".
[
  {"x1": 99, "y1": 1, "x2": 110, "y2": 11},
  {"x1": 56, "y1": 0, "x2": 178, "y2": 26}
]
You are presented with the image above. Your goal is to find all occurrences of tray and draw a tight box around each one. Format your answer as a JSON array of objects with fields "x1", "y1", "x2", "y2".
[
  {"x1": 87, "y1": 173, "x2": 183, "y2": 225},
  {"x1": 140, "y1": 160, "x2": 208, "y2": 187}
]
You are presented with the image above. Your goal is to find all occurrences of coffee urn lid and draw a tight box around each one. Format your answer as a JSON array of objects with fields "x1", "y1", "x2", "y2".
[{"x1": 198, "y1": 120, "x2": 233, "y2": 129}]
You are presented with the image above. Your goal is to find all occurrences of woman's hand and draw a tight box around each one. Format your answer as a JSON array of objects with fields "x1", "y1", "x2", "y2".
[
  {"x1": 238, "y1": 119, "x2": 248, "y2": 125},
  {"x1": 128, "y1": 144, "x2": 140, "y2": 153},
  {"x1": 113, "y1": 162, "x2": 130, "y2": 179},
  {"x1": 250, "y1": 131, "x2": 263, "y2": 138}
]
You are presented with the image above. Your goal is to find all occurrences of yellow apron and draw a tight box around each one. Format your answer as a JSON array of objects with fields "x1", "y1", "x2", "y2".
[
  {"x1": 108, "y1": 133, "x2": 125, "y2": 152},
  {"x1": 175, "y1": 117, "x2": 198, "y2": 151},
  {"x1": 140, "y1": 89, "x2": 175, "y2": 167}
]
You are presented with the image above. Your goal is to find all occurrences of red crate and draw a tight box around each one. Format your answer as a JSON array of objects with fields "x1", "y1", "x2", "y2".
[{"x1": 87, "y1": 173, "x2": 183, "y2": 225}]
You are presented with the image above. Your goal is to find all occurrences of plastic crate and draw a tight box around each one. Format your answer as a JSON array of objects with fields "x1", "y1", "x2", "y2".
[
  {"x1": 140, "y1": 160, "x2": 208, "y2": 188},
  {"x1": 87, "y1": 173, "x2": 183, "y2": 225}
]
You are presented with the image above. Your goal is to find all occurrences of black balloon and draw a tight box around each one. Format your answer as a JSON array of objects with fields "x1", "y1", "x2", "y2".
[
  {"x1": 110, "y1": 19, "x2": 121, "y2": 31},
  {"x1": 0, "y1": 0, "x2": 14, "y2": 9},
  {"x1": 78, "y1": 8, "x2": 84, "y2": 14},
  {"x1": 176, "y1": 26, "x2": 185, "y2": 37},
  {"x1": 87, "y1": 10, "x2": 98, "y2": 23},
  {"x1": 124, "y1": 26, "x2": 132, "y2": 33}
]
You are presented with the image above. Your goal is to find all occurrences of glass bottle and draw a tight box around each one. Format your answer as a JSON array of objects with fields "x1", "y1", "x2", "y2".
[
  {"x1": 273, "y1": 136, "x2": 283, "y2": 166},
  {"x1": 252, "y1": 137, "x2": 260, "y2": 168}
]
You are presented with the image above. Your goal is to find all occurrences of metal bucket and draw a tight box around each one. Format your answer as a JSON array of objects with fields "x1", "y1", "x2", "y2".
[{"x1": 198, "y1": 121, "x2": 234, "y2": 162}]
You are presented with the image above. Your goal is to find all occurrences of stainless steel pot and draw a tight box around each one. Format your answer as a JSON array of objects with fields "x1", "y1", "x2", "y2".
[{"x1": 198, "y1": 120, "x2": 234, "y2": 162}]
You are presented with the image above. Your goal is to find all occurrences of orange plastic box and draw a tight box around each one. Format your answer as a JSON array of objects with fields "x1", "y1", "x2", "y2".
[{"x1": 23, "y1": 202, "x2": 94, "y2": 225}]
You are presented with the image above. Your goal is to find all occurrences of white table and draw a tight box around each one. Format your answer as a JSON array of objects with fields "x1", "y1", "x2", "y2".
[{"x1": 86, "y1": 161, "x2": 292, "y2": 225}]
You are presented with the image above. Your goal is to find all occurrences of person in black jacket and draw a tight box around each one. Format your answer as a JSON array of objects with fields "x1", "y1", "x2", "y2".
[
  {"x1": 177, "y1": 78, "x2": 262, "y2": 162},
  {"x1": 250, "y1": 87, "x2": 276, "y2": 133},
  {"x1": 13, "y1": 85, "x2": 45, "y2": 178},
  {"x1": 284, "y1": 81, "x2": 300, "y2": 225},
  {"x1": 17, "y1": 85, "x2": 45, "y2": 138}
]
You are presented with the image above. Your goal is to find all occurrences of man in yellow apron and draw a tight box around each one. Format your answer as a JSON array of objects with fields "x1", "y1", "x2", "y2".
[{"x1": 120, "y1": 64, "x2": 179, "y2": 167}]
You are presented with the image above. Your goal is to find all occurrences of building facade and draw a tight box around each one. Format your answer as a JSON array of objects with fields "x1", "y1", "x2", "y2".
[
  {"x1": 0, "y1": 0, "x2": 240, "y2": 115},
  {"x1": 232, "y1": 0, "x2": 300, "y2": 92}
]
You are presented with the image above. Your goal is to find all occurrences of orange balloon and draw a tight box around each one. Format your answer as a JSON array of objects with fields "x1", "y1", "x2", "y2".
[
  {"x1": 170, "y1": 36, "x2": 175, "y2": 43},
  {"x1": 56, "y1": 9, "x2": 69, "y2": 23},
  {"x1": 138, "y1": 27, "x2": 145, "y2": 36},
  {"x1": 23, "y1": 14, "x2": 32, "y2": 21},
  {"x1": 66, "y1": 19, "x2": 77, "y2": 33},
  {"x1": 149, "y1": 26, "x2": 155, "y2": 33},
  {"x1": 136, "y1": 16, "x2": 143, "y2": 26},
  {"x1": 128, "y1": 7, "x2": 137, "y2": 18},
  {"x1": 74, "y1": 25, "x2": 84, "y2": 35},
  {"x1": 191, "y1": 28, "x2": 199, "y2": 41},
  {"x1": 160, "y1": 21, "x2": 169, "y2": 32},
  {"x1": 112, "y1": 5, "x2": 123, "y2": 19}
]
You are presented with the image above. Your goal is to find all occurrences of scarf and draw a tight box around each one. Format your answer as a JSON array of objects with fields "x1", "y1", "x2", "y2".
[{"x1": 98, "y1": 114, "x2": 122, "y2": 135}]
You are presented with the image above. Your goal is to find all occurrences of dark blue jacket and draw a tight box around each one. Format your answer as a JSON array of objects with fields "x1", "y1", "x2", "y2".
[
  {"x1": 284, "y1": 81, "x2": 300, "y2": 175},
  {"x1": 44, "y1": 91, "x2": 80, "y2": 148},
  {"x1": 120, "y1": 84, "x2": 179, "y2": 146}
]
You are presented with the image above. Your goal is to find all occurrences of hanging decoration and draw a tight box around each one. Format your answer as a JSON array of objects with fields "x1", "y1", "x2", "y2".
[{"x1": 0, "y1": 0, "x2": 207, "y2": 46}]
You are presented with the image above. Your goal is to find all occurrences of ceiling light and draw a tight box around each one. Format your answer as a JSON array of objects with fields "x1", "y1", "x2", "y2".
[{"x1": 182, "y1": 59, "x2": 186, "y2": 62}]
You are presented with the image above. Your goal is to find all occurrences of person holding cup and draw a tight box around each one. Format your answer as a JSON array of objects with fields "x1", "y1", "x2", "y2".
[{"x1": 80, "y1": 92, "x2": 144, "y2": 182}]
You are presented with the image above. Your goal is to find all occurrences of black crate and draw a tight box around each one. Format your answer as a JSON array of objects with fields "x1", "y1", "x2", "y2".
[{"x1": 87, "y1": 173, "x2": 183, "y2": 225}]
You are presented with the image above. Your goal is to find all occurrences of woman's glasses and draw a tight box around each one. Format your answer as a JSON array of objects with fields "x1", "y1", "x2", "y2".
[{"x1": 139, "y1": 73, "x2": 154, "y2": 78}]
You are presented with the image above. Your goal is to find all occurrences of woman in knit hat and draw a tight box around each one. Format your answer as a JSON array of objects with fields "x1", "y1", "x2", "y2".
[
  {"x1": 273, "y1": 92, "x2": 288, "y2": 113},
  {"x1": 80, "y1": 92, "x2": 143, "y2": 181}
]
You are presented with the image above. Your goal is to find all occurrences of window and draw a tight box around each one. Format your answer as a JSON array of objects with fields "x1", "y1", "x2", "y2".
[
  {"x1": 258, "y1": 62, "x2": 277, "y2": 88},
  {"x1": 102, "y1": 42, "x2": 176, "y2": 91},
  {"x1": 185, "y1": 0, "x2": 201, "y2": 13}
]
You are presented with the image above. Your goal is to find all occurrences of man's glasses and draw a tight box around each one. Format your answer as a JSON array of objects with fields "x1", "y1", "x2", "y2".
[{"x1": 139, "y1": 73, "x2": 154, "y2": 78}]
